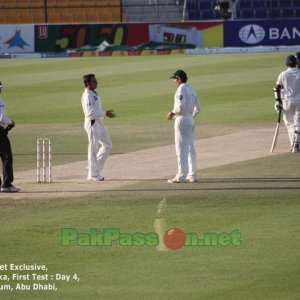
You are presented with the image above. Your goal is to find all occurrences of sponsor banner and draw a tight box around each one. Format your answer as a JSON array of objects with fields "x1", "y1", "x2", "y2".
[
  {"x1": 0, "y1": 25, "x2": 34, "y2": 53},
  {"x1": 186, "y1": 45, "x2": 300, "y2": 55},
  {"x1": 35, "y1": 22, "x2": 223, "y2": 53},
  {"x1": 100, "y1": 49, "x2": 184, "y2": 56},
  {"x1": 0, "y1": 53, "x2": 12, "y2": 59},
  {"x1": 149, "y1": 24, "x2": 203, "y2": 48},
  {"x1": 224, "y1": 19, "x2": 300, "y2": 47},
  {"x1": 40, "y1": 52, "x2": 70, "y2": 58},
  {"x1": 10, "y1": 53, "x2": 42, "y2": 59}
]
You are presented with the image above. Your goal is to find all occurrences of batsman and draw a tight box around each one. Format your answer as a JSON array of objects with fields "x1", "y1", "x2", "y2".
[{"x1": 273, "y1": 55, "x2": 300, "y2": 153}]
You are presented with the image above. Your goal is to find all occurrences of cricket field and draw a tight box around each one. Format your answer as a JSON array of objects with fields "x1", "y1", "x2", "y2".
[{"x1": 0, "y1": 52, "x2": 299, "y2": 300}]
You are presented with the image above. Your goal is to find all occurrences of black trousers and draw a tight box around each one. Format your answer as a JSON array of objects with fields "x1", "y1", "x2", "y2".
[{"x1": 0, "y1": 127, "x2": 14, "y2": 188}]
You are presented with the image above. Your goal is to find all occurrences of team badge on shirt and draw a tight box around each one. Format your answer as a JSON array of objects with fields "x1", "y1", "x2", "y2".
[{"x1": 179, "y1": 95, "x2": 183, "y2": 100}]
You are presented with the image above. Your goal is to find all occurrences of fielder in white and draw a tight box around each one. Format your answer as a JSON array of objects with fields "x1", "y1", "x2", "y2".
[
  {"x1": 81, "y1": 74, "x2": 116, "y2": 181},
  {"x1": 274, "y1": 55, "x2": 300, "y2": 153},
  {"x1": 167, "y1": 70, "x2": 201, "y2": 183}
]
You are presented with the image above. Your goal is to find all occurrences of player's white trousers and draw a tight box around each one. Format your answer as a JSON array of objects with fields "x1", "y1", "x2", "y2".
[
  {"x1": 84, "y1": 119, "x2": 112, "y2": 178},
  {"x1": 174, "y1": 116, "x2": 197, "y2": 181},
  {"x1": 283, "y1": 101, "x2": 300, "y2": 145}
]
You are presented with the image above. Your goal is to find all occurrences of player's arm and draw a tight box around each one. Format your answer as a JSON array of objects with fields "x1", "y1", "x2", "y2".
[
  {"x1": 167, "y1": 87, "x2": 185, "y2": 120},
  {"x1": 0, "y1": 101, "x2": 13, "y2": 127},
  {"x1": 193, "y1": 93, "x2": 201, "y2": 118},
  {"x1": 167, "y1": 94, "x2": 183, "y2": 120},
  {"x1": 273, "y1": 84, "x2": 283, "y2": 112}
]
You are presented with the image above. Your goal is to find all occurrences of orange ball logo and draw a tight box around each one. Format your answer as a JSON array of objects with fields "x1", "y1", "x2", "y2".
[{"x1": 163, "y1": 227, "x2": 186, "y2": 250}]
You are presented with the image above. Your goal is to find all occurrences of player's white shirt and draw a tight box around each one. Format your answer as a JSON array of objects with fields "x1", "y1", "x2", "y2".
[
  {"x1": 276, "y1": 67, "x2": 300, "y2": 102},
  {"x1": 81, "y1": 88, "x2": 105, "y2": 121},
  {"x1": 172, "y1": 83, "x2": 201, "y2": 117},
  {"x1": 0, "y1": 98, "x2": 12, "y2": 127}
]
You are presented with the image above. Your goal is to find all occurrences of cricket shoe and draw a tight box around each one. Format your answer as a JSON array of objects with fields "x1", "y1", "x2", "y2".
[
  {"x1": 292, "y1": 143, "x2": 300, "y2": 153},
  {"x1": 167, "y1": 178, "x2": 187, "y2": 184},
  {"x1": 1, "y1": 185, "x2": 20, "y2": 193},
  {"x1": 186, "y1": 176, "x2": 197, "y2": 183},
  {"x1": 87, "y1": 176, "x2": 105, "y2": 182}
]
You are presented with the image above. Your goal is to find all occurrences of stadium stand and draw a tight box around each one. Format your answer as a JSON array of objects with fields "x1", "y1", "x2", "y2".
[
  {"x1": 0, "y1": 0, "x2": 122, "y2": 24},
  {"x1": 255, "y1": 8, "x2": 269, "y2": 18},
  {"x1": 190, "y1": 0, "x2": 300, "y2": 20},
  {"x1": 122, "y1": 0, "x2": 183, "y2": 22},
  {"x1": 0, "y1": 0, "x2": 299, "y2": 23},
  {"x1": 238, "y1": 0, "x2": 252, "y2": 10}
]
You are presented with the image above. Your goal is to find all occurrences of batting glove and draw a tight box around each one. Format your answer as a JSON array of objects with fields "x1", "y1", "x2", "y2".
[{"x1": 274, "y1": 100, "x2": 282, "y2": 112}]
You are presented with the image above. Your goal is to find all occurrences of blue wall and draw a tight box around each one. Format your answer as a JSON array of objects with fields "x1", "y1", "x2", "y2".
[{"x1": 224, "y1": 19, "x2": 300, "y2": 47}]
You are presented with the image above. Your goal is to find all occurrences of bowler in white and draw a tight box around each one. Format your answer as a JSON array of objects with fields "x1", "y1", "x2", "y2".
[{"x1": 81, "y1": 74, "x2": 115, "y2": 181}]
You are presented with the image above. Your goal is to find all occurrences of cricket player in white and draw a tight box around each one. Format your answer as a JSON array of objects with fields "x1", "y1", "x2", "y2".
[
  {"x1": 274, "y1": 55, "x2": 300, "y2": 153},
  {"x1": 167, "y1": 70, "x2": 201, "y2": 183},
  {"x1": 81, "y1": 74, "x2": 116, "y2": 181}
]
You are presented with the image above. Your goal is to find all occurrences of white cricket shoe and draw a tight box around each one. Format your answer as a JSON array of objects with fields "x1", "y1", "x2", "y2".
[
  {"x1": 186, "y1": 176, "x2": 197, "y2": 183},
  {"x1": 1, "y1": 185, "x2": 20, "y2": 193},
  {"x1": 167, "y1": 178, "x2": 187, "y2": 184},
  {"x1": 292, "y1": 143, "x2": 300, "y2": 153},
  {"x1": 87, "y1": 176, "x2": 105, "y2": 182}
]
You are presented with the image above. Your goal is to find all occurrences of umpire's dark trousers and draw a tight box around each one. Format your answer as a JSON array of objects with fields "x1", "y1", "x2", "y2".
[{"x1": 0, "y1": 126, "x2": 14, "y2": 188}]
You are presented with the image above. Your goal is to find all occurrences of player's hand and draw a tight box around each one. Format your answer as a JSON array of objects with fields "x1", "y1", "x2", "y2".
[
  {"x1": 274, "y1": 100, "x2": 282, "y2": 112},
  {"x1": 167, "y1": 112, "x2": 175, "y2": 120},
  {"x1": 106, "y1": 110, "x2": 116, "y2": 118},
  {"x1": 6, "y1": 120, "x2": 15, "y2": 131}
]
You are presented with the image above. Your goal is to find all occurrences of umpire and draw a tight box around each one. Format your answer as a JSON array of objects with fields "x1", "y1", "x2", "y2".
[{"x1": 0, "y1": 81, "x2": 20, "y2": 192}]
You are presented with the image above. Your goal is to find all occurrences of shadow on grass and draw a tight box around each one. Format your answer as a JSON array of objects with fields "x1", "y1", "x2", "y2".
[{"x1": 18, "y1": 177, "x2": 300, "y2": 194}]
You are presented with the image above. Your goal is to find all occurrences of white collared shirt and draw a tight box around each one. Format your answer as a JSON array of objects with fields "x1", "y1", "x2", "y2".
[
  {"x1": 276, "y1": 67, "x2": 300, "y2": 102},
  {"x1": 172, "y1": 83, "x2": 201, "y2": 117},
  {"x1": 81, "y1": 88, "x2": 105, "y2": 121}
]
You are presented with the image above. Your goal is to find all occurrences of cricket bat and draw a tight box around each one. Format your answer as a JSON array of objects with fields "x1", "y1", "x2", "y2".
[{"x1": 270, "y1": 108, "x2": 282, "y2": 153}]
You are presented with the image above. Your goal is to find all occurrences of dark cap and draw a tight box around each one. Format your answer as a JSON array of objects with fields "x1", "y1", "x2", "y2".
[
  {"x1": 170, "y1": 70, "x2": 187, "y2": 81},
  {"x1": 286, "y1": 55, "x2": 297, "y2": 67},
  {"x1": 0, "y1": 81, "x2": 2, "y2": 88}
]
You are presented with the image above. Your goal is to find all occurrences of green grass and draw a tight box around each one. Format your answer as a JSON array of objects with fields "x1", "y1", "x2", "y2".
[
  {"x1": 2, "y1": 53, "x2": 285, "y2": 125},
  {"x1": 1, "y1": 53, "x2": 300, "y2": 299},
  {"x1": 2, "y1": 52, "x2": 290, "y2": 170},
  {"x1": 0, "y1": 154, "x2": 300, "y2": 299}
]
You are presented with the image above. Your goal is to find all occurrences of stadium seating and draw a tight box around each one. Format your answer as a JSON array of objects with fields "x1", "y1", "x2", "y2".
[
  {"x1": 122, "y1": 0, "x2": 183, "y2": 22},
  {"x1": 295, "y1": 8, "x2": 300, "y2": 16},
  {"x1": 0, "y1": 0, "x2": 121, "y2": 24},
  {"x1": 239, "y1": 0, "x2": 252, "y2": 10},
  {"x1": 241, "y1": 9, "x2": 255, "y2": 19},
  {"x1": 281, "y1": 7, "x2": 295, "y2": 17},
  {"x1": 279, "y1": 0, "x2": 293, "y2": 8},
  {"x1": 201, "y1": 9, "x2": 214, "y2": 20},
  {"x1": 270, "y1": 8, "x2": 282, "y2": 18},
  {"x1": 199, "y1": 1, "x2": 212, "y2": 10},
  {"x1": 255, "y1": 9, "x2": 269, "y2": 19},
  {"x1": 252, "y1": 1, "x2": 266, "y2": 9},
  {"x1": 0, "y1": 0, "x2": 299, "y2": 24}
]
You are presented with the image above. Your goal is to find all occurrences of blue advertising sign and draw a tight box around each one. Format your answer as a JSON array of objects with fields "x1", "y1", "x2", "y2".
[{"x1": 224, "y1": 19, "x2": 300, "y2": 47}]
